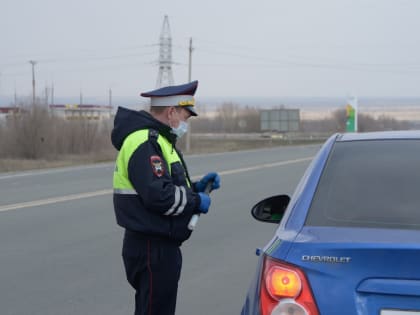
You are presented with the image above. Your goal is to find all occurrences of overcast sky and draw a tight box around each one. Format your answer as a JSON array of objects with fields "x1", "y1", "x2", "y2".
[{"x1": 1, "y1": 0, "x2": 420, "y2": 103}]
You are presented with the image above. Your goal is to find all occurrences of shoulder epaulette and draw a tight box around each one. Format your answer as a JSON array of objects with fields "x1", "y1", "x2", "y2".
[{"x1": 148, "y1": 129, "x2": 159, "y2": 141}]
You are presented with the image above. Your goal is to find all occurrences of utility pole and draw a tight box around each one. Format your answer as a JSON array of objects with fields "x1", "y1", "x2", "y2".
[
  {"x1": 186, "y1": 37, "x2": 194, "y2": 153},
  {"x1": 14, "y1": 83, "x2": 17, "y2": 107},
  {"x1": 188, "y1": 38, "x2": 193, "y2": 82},
  {"x1": 45, "y1": 84, "x2": 49, "y2": 106},
  {"x1": 80, "y1": 89, "x2": 83, "y2": 105},
  {"x1": 51, "y1": 82, "x2": 54, "y2": 105},
  {"x1": 109, "y1": 88, "x2": 112, "y2": 106},
  {"x1": 29, "y1": 60, "x2": 37, "y2": 107}
]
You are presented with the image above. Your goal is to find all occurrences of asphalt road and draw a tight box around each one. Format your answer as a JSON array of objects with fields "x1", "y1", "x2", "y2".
[{"x1": 0, "y1": 144, "x2": 321, "y2": 315}]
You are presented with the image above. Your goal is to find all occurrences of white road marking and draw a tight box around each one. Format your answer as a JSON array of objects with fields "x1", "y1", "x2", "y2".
[
  {"x1": 0, "y1": 163, "x2": 114, "y2": 180},
  {"x1": 214, "y1": 157, "x2": 312, "y2": 176},
  {"x1": 0, "y1": 157, "x2": 312, "y2": 212},
  {"x1": 0, "y1": 189, "x2": 112, "y2": 212}
]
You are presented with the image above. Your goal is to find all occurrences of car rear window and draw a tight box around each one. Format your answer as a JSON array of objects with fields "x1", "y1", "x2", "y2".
[{"x1": 305, "y1": 139, "x2": 420, "y2": 230}]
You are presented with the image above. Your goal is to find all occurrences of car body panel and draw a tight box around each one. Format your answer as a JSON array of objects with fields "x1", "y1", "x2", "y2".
[
  {"x1": 337, "y1": 130, "x2": 420, "y2": 141},
  {"x1": 284, "y1": 226, "x2": 420, "y2": 314},
  {"x1": 241, "y1": 131, "x2": 420, "y2": 315}
]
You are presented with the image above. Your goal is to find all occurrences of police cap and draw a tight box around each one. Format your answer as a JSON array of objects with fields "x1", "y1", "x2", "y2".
[{"x1": 141, "y1": 80, "x2": 198, "y2": 116}]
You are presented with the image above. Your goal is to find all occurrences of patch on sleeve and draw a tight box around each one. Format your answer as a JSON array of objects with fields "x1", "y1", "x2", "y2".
[{"x1": 150, "y1": 155, "x2": 165, "y2": 177}]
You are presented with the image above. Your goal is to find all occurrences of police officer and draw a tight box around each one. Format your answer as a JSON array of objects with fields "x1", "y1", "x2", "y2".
[{"x1": 111, "y1": 80, "x2": 221, "y2": 315}]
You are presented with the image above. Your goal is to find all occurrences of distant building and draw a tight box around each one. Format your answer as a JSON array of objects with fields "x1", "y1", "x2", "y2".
[
  {"x1": 0, "y1": 107, "x2": 24, "y2": 122},
  {"x1": 49, "y1": 104, "x2": 113, "y2": 120},
  {"x1": 0, "y1": 107, "x2": 20, "y2": 114}
]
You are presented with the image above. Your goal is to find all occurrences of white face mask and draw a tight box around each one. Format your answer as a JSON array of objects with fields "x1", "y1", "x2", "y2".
[{"x1": 171, "y1": 120, "x2": 188, "y2": 139}]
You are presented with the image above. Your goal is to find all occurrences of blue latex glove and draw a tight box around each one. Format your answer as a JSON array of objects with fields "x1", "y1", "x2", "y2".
[
  {"x1": 195, "y1": 172, "x2": 221, "y2": 192},
  {"x1": 198, "y1": 193, "x2": 211, "y2": 214}
]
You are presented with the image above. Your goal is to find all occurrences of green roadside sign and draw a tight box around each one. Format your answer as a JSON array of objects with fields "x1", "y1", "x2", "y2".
[{"x1": 346, "y1": 104, "x2": 356, "y2": 132}]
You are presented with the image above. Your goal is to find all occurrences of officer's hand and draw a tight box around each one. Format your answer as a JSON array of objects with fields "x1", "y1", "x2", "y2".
[
  {"x1": 195, "y1": 172, "x2": 221, "y2": 192},
  {"x1": 198, "y1": 193, "x2": 211, "y2": 214}
]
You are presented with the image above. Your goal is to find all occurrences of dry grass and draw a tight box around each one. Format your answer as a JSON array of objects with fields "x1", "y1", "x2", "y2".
[
  {"x1": 0, "y1": 137, "x2": 322, "y2": 173},
  {"x1": 2, "y1": 103, "x2": 416, "y2": 173},
  {"x1": 0, "y1": 150, "x2": 117, "y2": 173}
]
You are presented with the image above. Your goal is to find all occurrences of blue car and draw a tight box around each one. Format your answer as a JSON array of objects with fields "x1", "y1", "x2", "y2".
[{"x1": 241, "y1": 131, "x2": 420, "y2": 315}]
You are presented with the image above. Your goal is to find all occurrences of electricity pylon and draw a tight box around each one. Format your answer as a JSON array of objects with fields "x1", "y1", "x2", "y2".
[{"x1": 156, "y1": 15, "x2": 174, "y2": 88}]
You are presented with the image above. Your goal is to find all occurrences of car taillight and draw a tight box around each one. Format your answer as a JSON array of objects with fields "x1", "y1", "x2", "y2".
[
  {"x1": 266, "y1": 266, "x2": 301, "y2": 299},
  {"x1": 260, "y1": 256, "x2": 319, "y2": 315}
]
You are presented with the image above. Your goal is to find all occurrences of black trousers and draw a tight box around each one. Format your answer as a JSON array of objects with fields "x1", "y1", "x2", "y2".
[{"x1": 122, "y1": 231, "x2": 182, "y2": 315}]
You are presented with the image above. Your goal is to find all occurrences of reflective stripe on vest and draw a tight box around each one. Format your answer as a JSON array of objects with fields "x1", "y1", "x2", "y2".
[{"x1": 113, "y1": 188, "x2": 137, "y2": 195}]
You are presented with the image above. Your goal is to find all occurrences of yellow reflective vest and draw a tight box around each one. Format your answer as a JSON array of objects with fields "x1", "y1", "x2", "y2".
[{"x1": 112, "y1": 127, "x2": 199, "y2": 243}]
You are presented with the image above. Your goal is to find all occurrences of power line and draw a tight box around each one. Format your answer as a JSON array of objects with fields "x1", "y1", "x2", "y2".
[
  {"x1": 0, "y1": 51, "x2": 158, "y2": 68},
  {"x1": 3, "y1": 39, "x2": 418, "y2": 79},
  {"x1": 198, "y1": 47, "x2": 420, "y2": 68},
  {"x1": 0, "y1": 44, "x2": 159, "y2": 68}
]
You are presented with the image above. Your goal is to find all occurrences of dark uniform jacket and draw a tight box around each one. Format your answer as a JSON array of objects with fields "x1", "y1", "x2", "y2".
[{"x1": 111, "y1": 107, "x2": 201, "y2": 244}]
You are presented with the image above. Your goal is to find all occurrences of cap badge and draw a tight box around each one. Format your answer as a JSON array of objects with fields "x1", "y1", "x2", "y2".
[{"x1": 178, "y1": 99, "x2": 195, "y2": 106}]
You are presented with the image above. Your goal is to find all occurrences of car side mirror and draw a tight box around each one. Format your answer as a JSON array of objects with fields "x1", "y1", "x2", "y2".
[{"x1": 251, "y1": 195, "x2": 291, "y2": 224}]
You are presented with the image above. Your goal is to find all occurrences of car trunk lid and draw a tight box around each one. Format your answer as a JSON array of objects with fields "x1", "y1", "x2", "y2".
[{"x1": 283, "y1": 226, "x2": 420, "y2": 315}]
